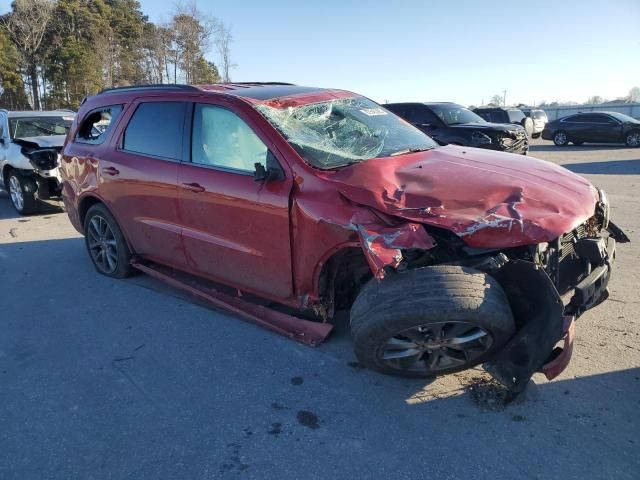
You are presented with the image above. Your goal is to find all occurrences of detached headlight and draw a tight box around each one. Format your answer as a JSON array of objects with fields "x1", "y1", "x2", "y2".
[
  {"x1": 597, "y1": 188, "x2": 610, "y2": 229},
  {"x1": 471, "y1": 131, "x2": 492, "y2": 145}
]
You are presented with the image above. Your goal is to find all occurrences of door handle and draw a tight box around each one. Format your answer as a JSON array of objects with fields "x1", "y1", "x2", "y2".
[
  {"x1": 102, "y1": 166, "x2": 119, "y2": 176},
  {"x1": 182, "y1": 182, "x2": 205, "y2": 193}
]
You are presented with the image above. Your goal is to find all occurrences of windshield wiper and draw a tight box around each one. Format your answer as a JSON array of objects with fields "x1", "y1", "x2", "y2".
[{"x1": 390, "y1": 146, "x2": 434, "y2": 156}]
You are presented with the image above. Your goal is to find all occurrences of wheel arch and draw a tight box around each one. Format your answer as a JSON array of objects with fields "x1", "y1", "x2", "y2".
[
  {"x1": 78, "y1": 194, "x2": 137, "y2": 256},
  {"x1": 2, "y1": 164, "x2": 13, "y2": 188},
  {"x1": 314, "y1": 244, "x2": 372, "y2": 314}
]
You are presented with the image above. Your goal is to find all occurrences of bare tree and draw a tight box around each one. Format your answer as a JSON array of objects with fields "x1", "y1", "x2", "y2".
[
  {"x1": 629, "y1": 86, "x2": 640, "y2": 103},
  {"x1": 172, "y1": 1, "x2": 216, "y2": 84},
  {"x1": 489, "y1": 94, "x2": 503, "y2": 107},
  {"x1": 215, "y1": 21, "x2": 235, "y2": 83},
  {"x1": 1, "y1": 0, "x2": 55, "y2": 110},
  {"x1": 587, "y1": 95, "x2": 604, "y2": 105}
]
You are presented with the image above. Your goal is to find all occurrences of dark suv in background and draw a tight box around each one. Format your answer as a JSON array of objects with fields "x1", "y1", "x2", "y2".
[
  {"x1": 474, "y1": 107, "x2": 534, "y2": 138},
  {"x1": 385, "y1": 102, "x2": 528, "y2": 155}
]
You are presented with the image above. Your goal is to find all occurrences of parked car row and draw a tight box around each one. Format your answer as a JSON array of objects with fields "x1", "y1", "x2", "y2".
[{"x1": 384, "y1": 102, "x2": 529, "y2": 155}]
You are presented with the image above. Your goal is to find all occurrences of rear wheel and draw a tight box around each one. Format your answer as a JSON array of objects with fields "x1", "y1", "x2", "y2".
[
  {"x1": 553, "y1": 130, "x2": 569, "y2": 146},
  {"x1": 84, "y1": 203, "x2": 134, "y2": 278},
  {"x1": 7, "y1": 171, "x2": 38, "y2": 215},
  {"x1": 350, "y1": 266, "x2": 515, "y2": 377},
  {"x1": 626, "y1": 130, "x2": 640, "y2": 147}
]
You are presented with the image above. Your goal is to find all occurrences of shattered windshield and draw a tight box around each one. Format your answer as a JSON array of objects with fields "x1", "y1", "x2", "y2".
[
  {"x1": 256, "y1": 96, "x2": 437, "y2": 169},
  {"x1": 9, "y1": 116, "x2": 73, "y2": 139}
]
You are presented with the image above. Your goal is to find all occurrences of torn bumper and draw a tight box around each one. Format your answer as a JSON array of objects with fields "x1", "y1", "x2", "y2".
[{"x1": 485, "y1": 232, "x2": 617, "y2": 392}]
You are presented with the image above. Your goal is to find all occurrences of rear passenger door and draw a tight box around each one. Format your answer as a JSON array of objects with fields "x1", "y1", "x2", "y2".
[
  {"x1": 101, "y1": 100, "x2": 189, "y2": 268},
  {"x1": 177, "y1": 101, "x2": 294, "y2": 299}
]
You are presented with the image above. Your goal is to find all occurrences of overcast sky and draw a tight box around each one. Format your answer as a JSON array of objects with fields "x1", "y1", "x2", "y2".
[{"x1": 3, "y1": 0, "x2": 639, "y2": 106}]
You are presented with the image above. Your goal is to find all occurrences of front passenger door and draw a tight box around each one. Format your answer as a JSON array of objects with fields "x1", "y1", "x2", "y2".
[{"x1": 177, "y1": 103, "x2": 294, "y2": 299}]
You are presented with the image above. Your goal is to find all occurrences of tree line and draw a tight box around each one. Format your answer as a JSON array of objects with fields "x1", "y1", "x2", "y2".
[{"x1": 0, "y1": 0, "x2": 234, "y2": 111}]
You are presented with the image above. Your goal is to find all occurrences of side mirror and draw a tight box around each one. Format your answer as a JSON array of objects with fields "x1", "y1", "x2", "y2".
[{"x1": 254, "y1": 150, "x2": 285, "y2": 182}]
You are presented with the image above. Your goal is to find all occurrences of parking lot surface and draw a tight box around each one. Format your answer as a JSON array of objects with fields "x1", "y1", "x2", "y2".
[{"x1": 1, "y1": 140, "x2": 639, "y2": 479}]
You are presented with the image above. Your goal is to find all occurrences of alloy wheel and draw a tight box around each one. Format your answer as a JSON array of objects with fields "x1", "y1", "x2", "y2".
[
  {"x1": 377, "y1": 321, "x2": 493, "y2": 374},
  {"x1": 8, "y1": 176, "x2": 24, "y2": 211},
  {"x1": 87, "y1": 215, "x2": 118, "y2": 274},
  {"x1": 554, "y1": 132, "x2": 567, "y2": 145},
  {"x1": 627, "y1": 131, "x2": 640, "y2": 147}
]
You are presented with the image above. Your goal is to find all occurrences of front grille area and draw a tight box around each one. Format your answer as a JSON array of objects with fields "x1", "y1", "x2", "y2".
[
  {"x1": 498, "y1": 130, "x2": 527, "y2": 153},
  {"x1": 559, "y1": 224, "x2": 586, "y2": 261},
  {"x1": 548, "y1": 218, "x2": 601, "y2": 294}
]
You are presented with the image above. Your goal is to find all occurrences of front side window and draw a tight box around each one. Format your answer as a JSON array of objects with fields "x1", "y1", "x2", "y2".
[
  {"x1": 76, "y1": 105, "x2": 122, "y2": 144},
  {"x1": 256, "y1": 96, "x2": 437, "y2": 169},
  {"x1": 192, "y1": 105, "x2": 268, "y2": 172},
  {"x1": 9, "y1": 115, "x2": 74, "y2": 139},
  {"x1": 123, "y1": 102, "x2": 186, "y2": 160}
]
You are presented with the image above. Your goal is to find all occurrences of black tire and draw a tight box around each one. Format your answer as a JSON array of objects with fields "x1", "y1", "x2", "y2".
[
  {"x1": 532, "y1": 132, "x2": 541, "y2": 139},
  {"x1": 553, "y1": 130, "x2": 569, "y2": 146},
  {"x1": 7, "y1": 170, "x2": 39, "y2": 215},
  {"x1": 350, "y1": 266, "x2": 515, "y2": 378},
  {"x1": 84, "y1": 203, "x2": 134, "y2": 278},
  {"x1": 625, "y1": 130, "x2": 640, "y2": 148},
  {"x1": 572, "y1": 141, "x2": 584, "y2": 146}
]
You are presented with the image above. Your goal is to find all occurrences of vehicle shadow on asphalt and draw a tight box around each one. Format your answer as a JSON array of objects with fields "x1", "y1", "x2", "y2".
[
  {"x1": 0, "y1": 191, "x2": 63, "y2": 220},
  {"x1": 2, "y1": 236, "x2": 638, "y2": 419},
  {"x1": 561, "y1": 159, "x2": 640, "y2": 175},
  {"x1": 530, "y1": 144, "x2": 631, "y2": 152}
]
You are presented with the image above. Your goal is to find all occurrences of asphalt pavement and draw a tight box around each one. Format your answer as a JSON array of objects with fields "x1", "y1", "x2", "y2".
[{"x1": 1, "y1": 140, "x2": 638, "y2": 479}]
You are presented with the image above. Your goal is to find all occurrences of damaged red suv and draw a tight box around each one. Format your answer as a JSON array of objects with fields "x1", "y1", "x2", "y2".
[{"x1": 60, "y1": 83, "x2": 629, "y2": 392}]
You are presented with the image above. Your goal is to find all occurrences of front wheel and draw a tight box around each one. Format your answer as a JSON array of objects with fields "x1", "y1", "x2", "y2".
[
  {"x1": 84, "y1": 203, "x2": 134, "y2": 278},
  {"x1": 553, "y1": 130, "x2": 569, "y2": 146},
  {"x1": 7, "y1": 171, "x2": 38, "y2": 215},
  {"x1": 626, "y1": 130, "x2": 640, "y2": 148},
  {"x1": 350, "y1": 266, "x2": 515, "y2": 377}
]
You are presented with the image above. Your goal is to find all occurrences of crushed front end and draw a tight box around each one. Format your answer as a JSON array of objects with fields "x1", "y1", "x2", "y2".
[{"x1": 479, "y1": 192, "x2": 628, "y2": 392}]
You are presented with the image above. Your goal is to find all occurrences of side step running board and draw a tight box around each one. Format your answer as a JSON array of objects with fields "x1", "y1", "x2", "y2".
[{"x1": 131, "y1": 262, "x2": 333, "y2": 346}]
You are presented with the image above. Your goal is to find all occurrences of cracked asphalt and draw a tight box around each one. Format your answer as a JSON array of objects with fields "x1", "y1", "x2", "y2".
[{"x1": 1, "y1": 140, "x2": 638, "y2": 479}]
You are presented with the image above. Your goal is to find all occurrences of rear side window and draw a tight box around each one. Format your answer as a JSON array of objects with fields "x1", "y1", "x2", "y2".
[
  {"x1": 122, "y1": 102, "x2": 186, "y2": 160},
  {"x1": 76, "y1": 105, "x2": 122, "y2": 144},
  {"x1": 507, "y1": 110, "x2": 525, "y2": 123},
  {"x1": 572, "y1": 114, "x2": 601, "y2": 123}
]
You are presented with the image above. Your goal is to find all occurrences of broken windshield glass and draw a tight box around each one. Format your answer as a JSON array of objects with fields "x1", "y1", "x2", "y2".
[{"x1": 256, "y1": 97, "x2": 437, "y2": 169}]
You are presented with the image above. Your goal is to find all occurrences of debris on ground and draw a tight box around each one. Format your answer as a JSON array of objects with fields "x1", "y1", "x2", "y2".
[{"x1": 466, "y1": 375, "x2": 515, "y2": 412}]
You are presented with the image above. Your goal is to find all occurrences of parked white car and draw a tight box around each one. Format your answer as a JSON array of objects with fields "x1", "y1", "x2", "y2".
[{"x1": 0, "y1": 109, "x2": 74, "y2": 214}]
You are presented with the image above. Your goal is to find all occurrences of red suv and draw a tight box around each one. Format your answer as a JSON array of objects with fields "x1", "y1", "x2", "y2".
[{"x1": 60, "y1": 83, "x2": 628, "y2": 392}]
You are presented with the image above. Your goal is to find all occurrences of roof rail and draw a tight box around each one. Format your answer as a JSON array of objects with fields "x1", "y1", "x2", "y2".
[{"x1": 99, "y1": 84, "x2": 200, "y2": 95}]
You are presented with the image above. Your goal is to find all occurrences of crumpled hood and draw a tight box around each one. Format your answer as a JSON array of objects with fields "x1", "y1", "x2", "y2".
[
  {"x1": 14, "y1": 135, "x2": 66, "y2": 149},
  {"x1": 330, "y1": 145, "x2": 599, "y2": 248}
]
